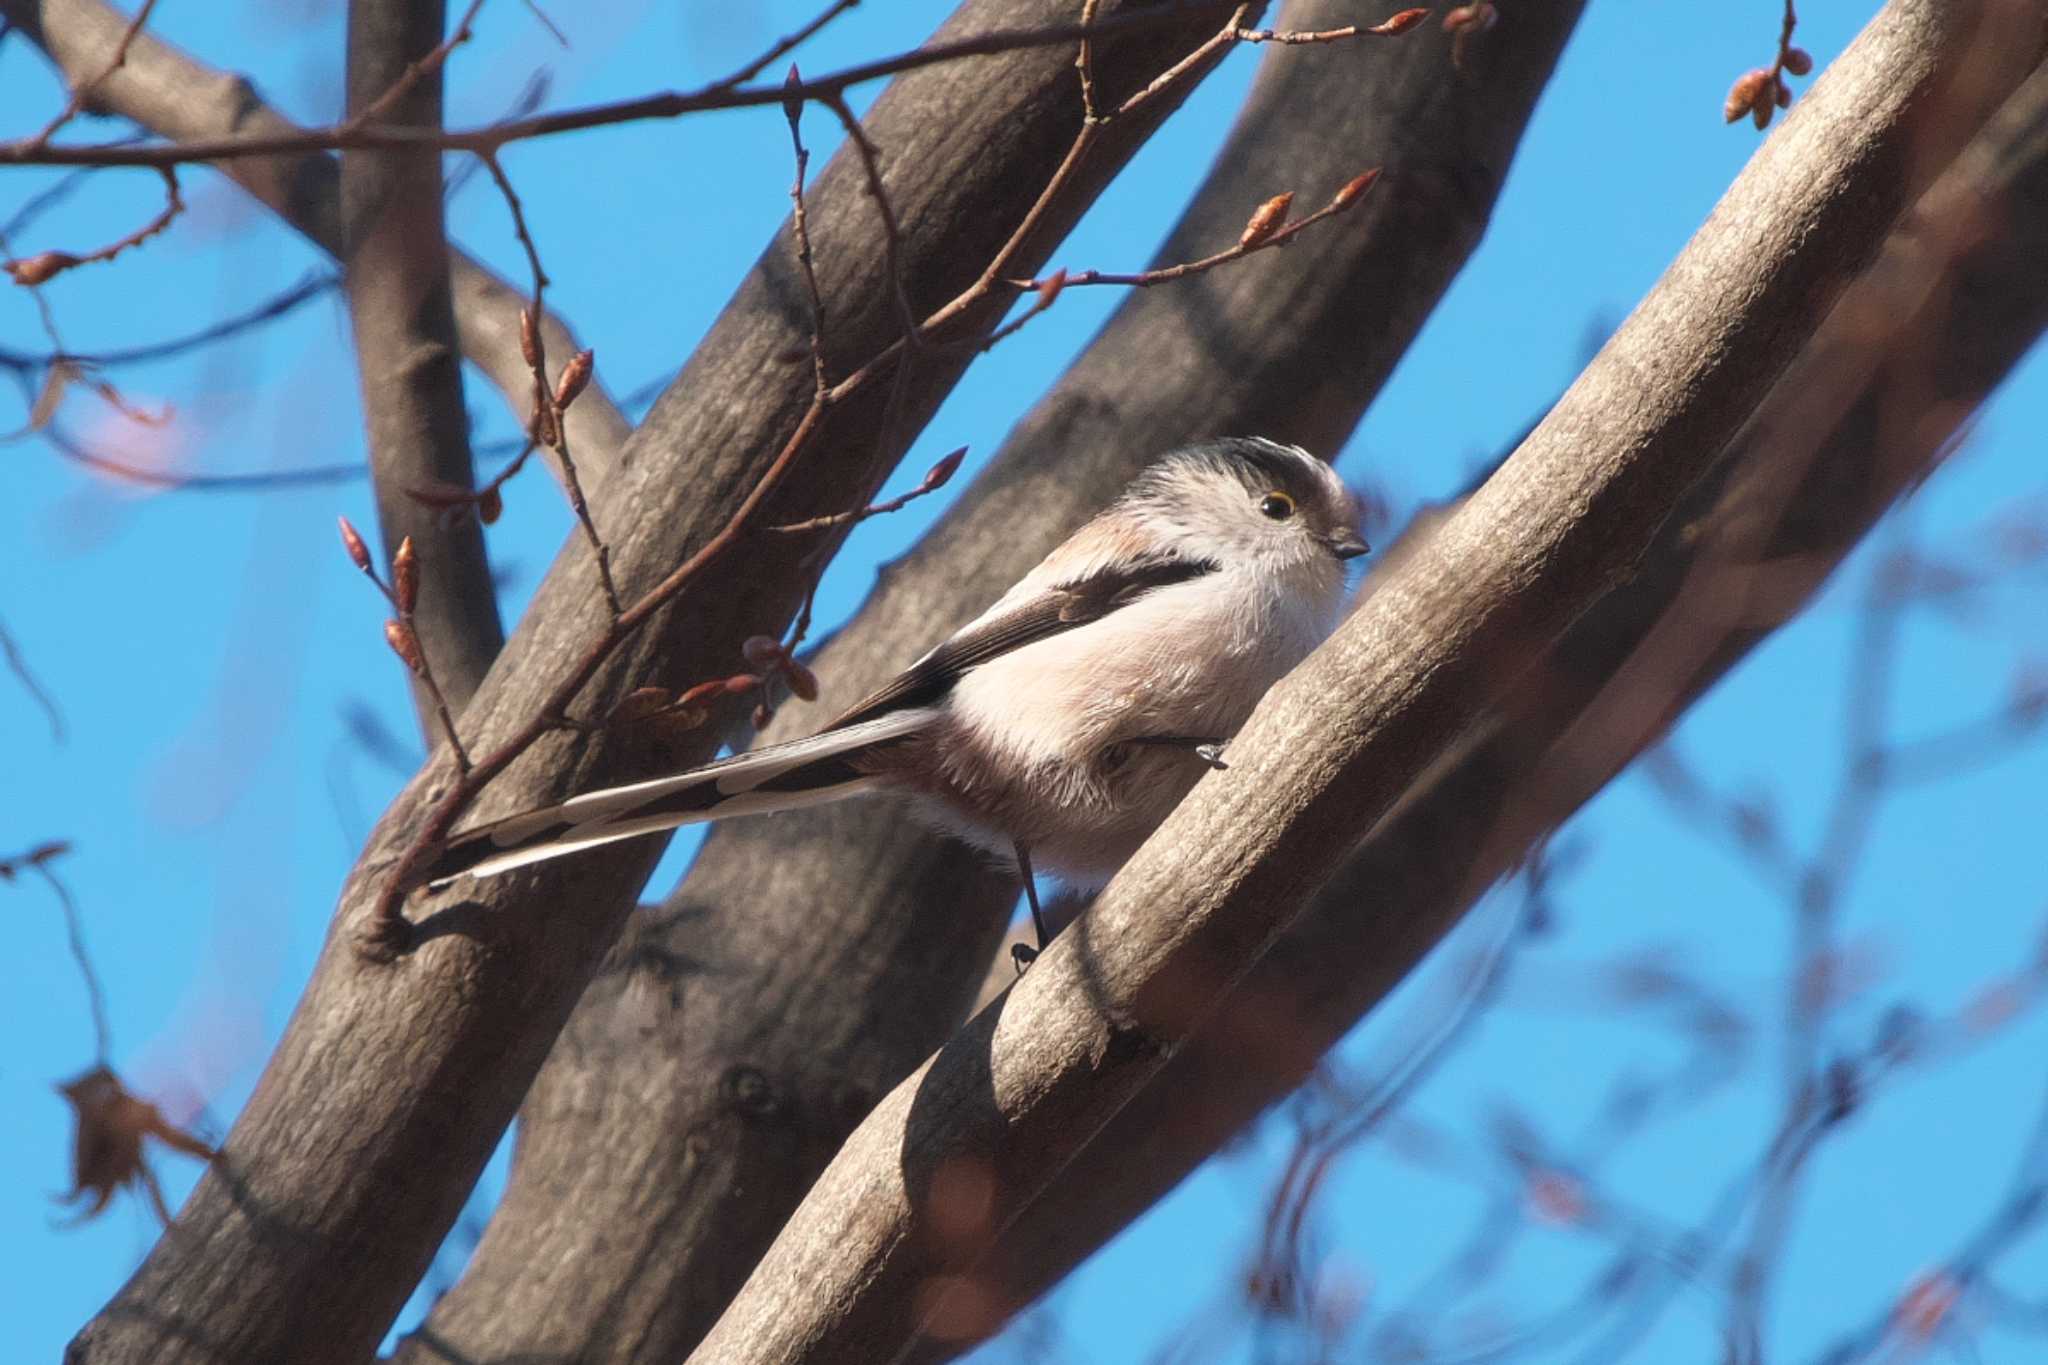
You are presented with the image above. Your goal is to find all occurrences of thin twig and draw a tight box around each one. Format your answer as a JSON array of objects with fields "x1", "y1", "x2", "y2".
[
  {"x1": 784, "y1": 70, "x2": 831, "y2": 397},
  {"x1": 2, "y1": 842, "x2": 109, "y2": 1062},
  {"x1": 767, "y1": 444, "x2": 964, "y2": 535},
  {"x1": 1075, "y1": 0, "x2": 1103, "y2": 121},
  {"x1": 0, "y1": 270, "x2": 337, "y2": 372},
  {"x1": 18, "y1": 0, "x2": 161, "y2": 151},
  {"x1": 1005, "y1": 167, "x2": 1380, "y2": 292},
  {"x1": 2, "y1": 165, "x2": 183, "y2": 287},
  {"x1": 0, "y1": 614, "x2": 65, "y2": 742},
  {"x1": 0, "y1": 3, "x2": 1338, "y2": 168},
  {"x1": 820, "y1": 92, "x2": 921, "y2": 355},
  {"x1": 477, "y1": 150, "x2": 618, "y2": 614},
  {"x1": 342, "y1": 0, "x2": 490, "y2": 134},
  {"x1": 712, "y1": 0, "x2": 863, "y2": 92},
  {"x1": 371, "y1": 1, "x2": 1419, "y2": 928}
]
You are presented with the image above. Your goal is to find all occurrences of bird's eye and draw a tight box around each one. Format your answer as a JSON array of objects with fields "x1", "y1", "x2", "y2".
[{"x1": 1259, "y1": 491, "x2": 1296, "y2": 520}]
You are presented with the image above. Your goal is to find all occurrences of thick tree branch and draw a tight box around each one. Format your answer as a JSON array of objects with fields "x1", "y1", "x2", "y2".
[
  {"x1": 689, "y1": 4, "x2": 2048, "y2": 1360},
  {"x1": 66, "y1": 5, "x2": 1250, "y2": 1362},
  {"x1": 0, "y1": 0, "x2": 631, "y2": 483},
  {"x1": 340, "y1": 0, "x2": 502, "y2": 724},
  {"x1": 955, "y1": 40, "x2": 2048, "y2": 1337},
  {"x1": 401, "y1": 5, "x2": 1591, "y2": 1361}
]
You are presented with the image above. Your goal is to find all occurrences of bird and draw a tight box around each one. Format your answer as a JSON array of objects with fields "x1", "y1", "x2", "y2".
[{"x1": 409, "y1": 437, "x2": 1368, "y2": 953}]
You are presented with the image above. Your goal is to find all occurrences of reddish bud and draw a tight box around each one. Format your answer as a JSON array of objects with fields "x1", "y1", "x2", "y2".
[
  {"x1": 553, "y1": 348, "x2": 594, "y2": 410},
  {"x1": 785, "y1": 658, "x2": 820, "y2": 704},
  {"x1": 1373, "y1": 7, "x2": 1430, "y2": 36},
  {"x1": 742, "y1": 635, "x2": 787, "y2": 670},
  {"x1": 723, "y1": 672, "x2": 761, "y2": 695},
  {"x1": 5, "y1": 250, "x2": 81, "y2": 287},
  {"x1": 1782, "y1": 46, "x2": 1814, "y2": 77},
  {"x1": 783, "y1": 63, "x2": 804, "y2": 130},
  {"x1": 1035, "y1": 268, "x2": 1068, "y2": 311},
  {"x1": 1725, "y1": 68, "x2": 1773, "y2": 124},
  {"x1": 1895, "y1": 1273, "x2": 1960, "y2": 1341},
  {"x1": 384, "y1": 619, "x2": 425, "y2": 674},
  {"x1": 1753, "y1": 98, "x2": 1775, "y2": 130},
  {"x1": 392, "y1": 536, "x2": 420, "y2": 615},
  {"x1": 478, "y1": 486, "x2": 504, "y2": 524},
  {"x1": 1774, "y1": 80, "x2": 1792, "y2": 109},
  {"x1": 608, "y1": 686, "x2": 675, "y2": 724},
  {"x1": 922, "y1": 445, "x2": 967, "y2": 492},
  {"x1": 338, "y1": 517, "x2": 374, "y2": 574},
  {"x1": 519, "y1": 307, "x2": 541, "y2": 368},
  {"x1": 1330, "y1": 167, "x2": 1383, "y2": 210},
  {"x1": 1526, "y1": 1171, "x2": 1585, "y2": 1225},
  {"x1": 1239, "y1": 192, "x2": 1294, "y2": 250},
  {"x1": 1442, "y1": 3, "x2": 1497, "y2": 34}
]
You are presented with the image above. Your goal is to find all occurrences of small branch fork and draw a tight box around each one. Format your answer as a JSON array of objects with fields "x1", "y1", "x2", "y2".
[
  {"x1": 16, "y1": 0, "x2": 161, "y2": 152},
  {"x1": 342, "y1": 0, "x2": 488, "y2": 136},
  {"x1": 362, "y1": 4, "x2": 1416, "y2": 941}
]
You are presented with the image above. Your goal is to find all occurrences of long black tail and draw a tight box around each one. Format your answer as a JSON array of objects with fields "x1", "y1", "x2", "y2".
[{"x1": 407, "y1": 709, "x2": 932, "y2": 889}]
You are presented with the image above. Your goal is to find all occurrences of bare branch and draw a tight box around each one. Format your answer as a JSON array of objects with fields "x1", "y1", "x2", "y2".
[
  {"x1": 2, "y1": 164, "x2": 181, "y2": 286},
  {"x1": 0, "y1": 0, "x2": 631, "y2": 483},
  {"x1": 69, "y1": 6, "x2": 1249, "y2": 1361},
  {"x1": 0, "y1": 2, "x2": 1413, "y2": 169},
  {"x1": 0, "y1": 612, "x2": 65, "y2": 742},
  {"x1": 16, "y1": 0, "x2": 157, "y2": 149},
  {"x1": 688, "y1": 6, "x2": 2047, "y2": 1358},
  {"x1": 1, "y1": 840, "x2": 105, "y2": 1061},
  {"x1": 341, "y1": 0, "x2": 504, "y2": 724},
  {"x1": 942, "y1": 22, "x2": 2048, "y2": 1342},
  {"x1": 403, "y1": 3, "x2": 1592, "y2": 1359}
]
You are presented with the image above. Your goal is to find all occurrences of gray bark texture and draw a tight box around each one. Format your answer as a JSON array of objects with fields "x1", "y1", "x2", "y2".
[
  {"x1": 400, "y1": 5, "x2": 1589, "y2": 1363},
  {"x1": 686, "y1": 3, "x2": 2048, "y2": 1361},
  {"x1": 943, "y1": 42, "x2": 2048, "y2": 1341},
  {"x1": 2, "y1": 0, "x2": 632, "y2": 479},
  {"x1": 340, "y1": 0, "x2": 504, "y2": 722},
  {"x1": 64, "y1": 3, "x2": 1246, "y2": 1362}
]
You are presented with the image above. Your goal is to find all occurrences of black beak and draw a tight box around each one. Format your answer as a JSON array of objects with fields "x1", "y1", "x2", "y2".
[{"x1": 1324, "y1": 530, "x2": 1371, "y2": 561}]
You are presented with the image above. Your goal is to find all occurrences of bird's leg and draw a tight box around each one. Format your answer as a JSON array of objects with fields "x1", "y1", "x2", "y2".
[
  {"x1": 1126, "y1": 734, "x2": 1230, "y2": 770},
  {"x1": 1011, "y1": 841, "x2": 1048, "y2": 973}
]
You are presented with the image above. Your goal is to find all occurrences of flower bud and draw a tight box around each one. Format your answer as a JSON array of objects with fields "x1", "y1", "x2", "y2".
[
  {"x1": 338, "y1": 517, "x2": 373, "y2": 574},
  {"x1": 519, "y1": 307, "x2": 541, "y2": 368},
  {"x1": 392, "y1": 536, "x2": 419, "y2": 615},
  {"x1": 1330, "y1": 168, "x2": 1382, "y2": 210},
  {"x1": 553, "y1": 349, "x2": 594, "y2": 410},
  {"x1": 4, "y1": 251, "x2": 80, "y2": 287},
  {"x1": 384, "y1": 619, "x2": 425, "y2": 674},
  {"x1": 1239, "y1": 192, "x2": 1294, "y2": 250}
]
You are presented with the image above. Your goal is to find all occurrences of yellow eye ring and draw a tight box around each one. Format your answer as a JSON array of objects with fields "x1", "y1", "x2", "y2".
[{"x1": 1259, "y1": 491, "x2": 1296, "y2": 520}]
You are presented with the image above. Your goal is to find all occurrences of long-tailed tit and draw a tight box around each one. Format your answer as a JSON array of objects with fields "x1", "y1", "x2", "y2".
[{"x1": 411, "y1": 438, "x2": 1368, "y2": 950}]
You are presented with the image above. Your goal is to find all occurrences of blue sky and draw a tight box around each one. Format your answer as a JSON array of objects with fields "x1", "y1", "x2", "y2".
[{"x1": 4, "y1": 3, "x2": 2045, "y2": 1361}]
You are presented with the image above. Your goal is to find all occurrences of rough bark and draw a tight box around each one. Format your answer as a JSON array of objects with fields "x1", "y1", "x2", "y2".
[
  {"x1": 687, "y1": 4, "x2": 2048, "y2": 1360},
  {"x1": 65, "y1": 4, "x2": 1243, "y2": 1362},
  {"x1": 399, "y1": 6, "x2": 1589, "y2": 1363},
  {"x1": 340, "y1": 0, "x2": 503, "y2": 723},
  {"x1": 2, "y1": 0, "x2": 631, "y2": 481},
  {"x1": 944, "y1": 45, "x2": 2048, "y2": 1344}
]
